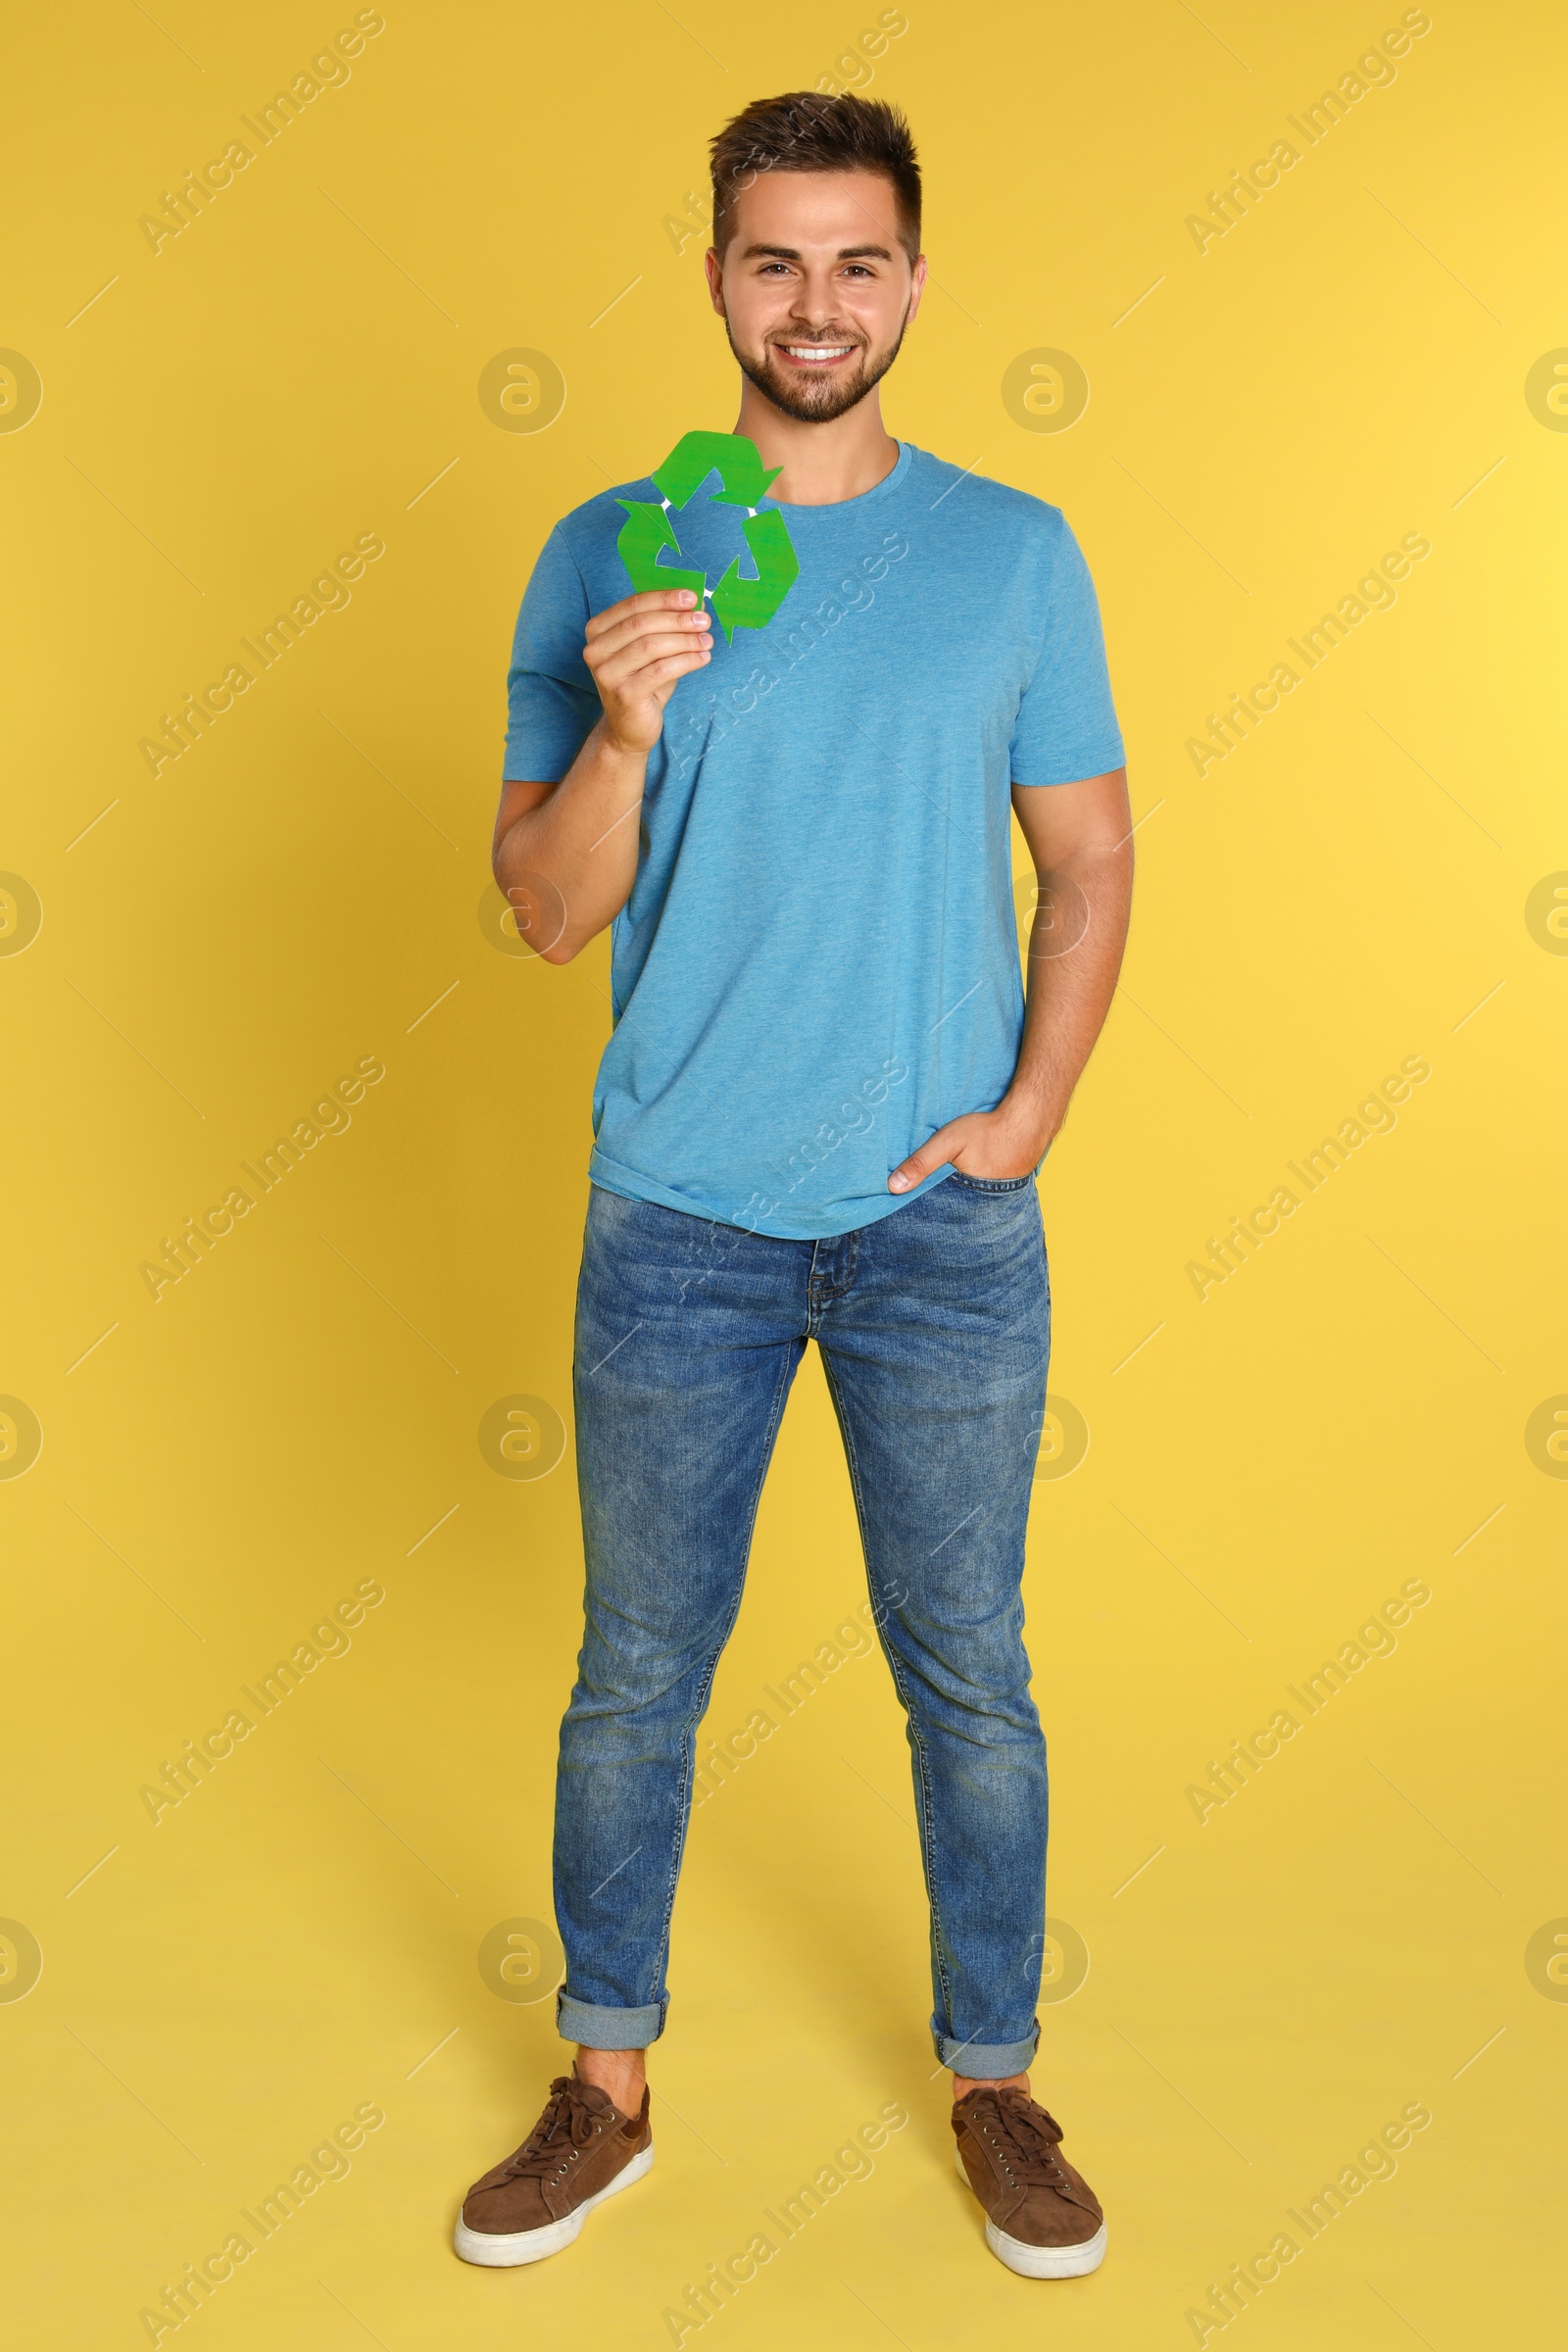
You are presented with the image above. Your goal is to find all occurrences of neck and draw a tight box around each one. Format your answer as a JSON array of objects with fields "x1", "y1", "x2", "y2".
[{"x1": 733, "y1": 381, "x2": 899, "y2": 507}]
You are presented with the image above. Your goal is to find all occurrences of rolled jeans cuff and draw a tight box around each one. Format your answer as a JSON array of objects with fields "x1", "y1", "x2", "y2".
[
  {"x1": 557, "y1": 1986, "x2": 667, "y2": 2049},
  {"x1": 933, "y1": 2017, "x2": 1041, "y2": 2077}
]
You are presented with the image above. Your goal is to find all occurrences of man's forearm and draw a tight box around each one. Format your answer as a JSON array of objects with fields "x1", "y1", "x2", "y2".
[
  {"x1": 1004, "y1": 843, "x2": 1133, "y2": 1150},
  {"x1": 494, "y1": 719, "x2": 649, "y2": 961}
]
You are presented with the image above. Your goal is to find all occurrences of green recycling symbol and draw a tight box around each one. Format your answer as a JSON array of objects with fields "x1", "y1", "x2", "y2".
[{"x1": 616, "y1": 430, "x2": 800, "y2": 643}]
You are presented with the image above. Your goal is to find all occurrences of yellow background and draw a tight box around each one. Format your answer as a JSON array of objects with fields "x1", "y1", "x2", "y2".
[{"x1": 4, "y1": 1, "x2": 1563, "y2": 2344}]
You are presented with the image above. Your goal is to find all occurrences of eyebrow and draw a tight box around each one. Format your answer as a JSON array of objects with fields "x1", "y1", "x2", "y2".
[{"x1": 741, "y1": 242, "x2": 894, "y2": 262}]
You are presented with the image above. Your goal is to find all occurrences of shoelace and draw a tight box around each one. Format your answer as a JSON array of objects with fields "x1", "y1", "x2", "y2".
[
  {"x1": 972, "y1": 2091, "x2": 1072, "y2": 2189},
  {"x1": 500, "y1": 2076, "x2": 612, "y2": 2180}
]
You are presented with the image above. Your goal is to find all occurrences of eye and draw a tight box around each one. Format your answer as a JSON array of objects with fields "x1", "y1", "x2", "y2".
[{"x1": 842, "y1": 264, "x2": 873, "y2": 277}]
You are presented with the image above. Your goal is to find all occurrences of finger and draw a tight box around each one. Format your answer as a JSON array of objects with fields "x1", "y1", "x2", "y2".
[
  {"x1": 586, "y1": 609, "x2": 712, "y2": 668},
  {"x1": 585, "y1": 588, "x2": 701, "y2": 644},
  {"x1": 605, "y1": 649, "x2": 713, "y2": 701},
  {"x1": 592, "y1": 637, "x2": 712, "y2": 694},
  {"x1": 887, "y1": 1121, "x2": 966, "y2": 1194},
  {"x1": 592, "y1": 597, "x2": 710, "y2": 644},
  {"x1": 585, "y1": 587, "x2": 699, "y2": 640},
  {"x1": 588, "y1": 623, "x2": 712, "y2": 676}
]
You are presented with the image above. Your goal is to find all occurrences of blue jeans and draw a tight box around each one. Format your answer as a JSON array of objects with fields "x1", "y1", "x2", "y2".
[{"x1": 554, "y1": 1172, "x2": 1053, "y2": 2079}]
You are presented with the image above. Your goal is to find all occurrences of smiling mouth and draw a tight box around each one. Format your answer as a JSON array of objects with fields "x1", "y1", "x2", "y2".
[{"x1": 774, "y1": 341, "x2": 858, "y2": 367}]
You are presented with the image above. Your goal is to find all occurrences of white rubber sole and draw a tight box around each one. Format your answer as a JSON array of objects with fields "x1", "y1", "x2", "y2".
[
  {"x1": 454, "y1": 2139, "x2": 655, "y2": 2267},
  {"x1": 956, "y1": 2143, "x2": 1107, "y2": 2278}
]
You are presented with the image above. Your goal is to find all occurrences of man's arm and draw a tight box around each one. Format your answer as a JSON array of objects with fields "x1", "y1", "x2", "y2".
[
  {"x1": 493, "y1": 585, "x2": 711, "y2": 963},
  {"x1": 887, "y1": 767, "x2": 1133, "y2": 1191}
]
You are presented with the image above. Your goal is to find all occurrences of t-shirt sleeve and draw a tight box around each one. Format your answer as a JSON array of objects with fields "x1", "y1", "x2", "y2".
[
  {"x1": 503, "y1": 525, "x2": 601, "y2": 780},
  {"x1": 1008, "y1": 516, "x2": 1125, "y2": 787}
]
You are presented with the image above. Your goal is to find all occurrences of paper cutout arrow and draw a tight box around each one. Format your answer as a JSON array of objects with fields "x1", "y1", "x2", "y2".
[
  {"x1": 710, "y1": 510, "x2": 799, "y2": 639},
  {"x1": 615, "y1": 429, "x2": 800, "y2": 644},
  {"x1": 612, "y1": 502, "x2": 705, "y2": 605},
  {"x1": 654, "y1": 429, "x2": 783, "y2": 510}
]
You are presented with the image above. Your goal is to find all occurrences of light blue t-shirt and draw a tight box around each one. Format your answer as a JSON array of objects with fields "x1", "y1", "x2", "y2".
[{"x1": 504, "y1": 441, "x2": 1123, "y2": 1240}]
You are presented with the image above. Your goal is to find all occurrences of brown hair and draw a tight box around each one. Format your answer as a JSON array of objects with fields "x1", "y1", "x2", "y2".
[{"x1": 709, "y1": 92, "x2": 921, "y2": 268}]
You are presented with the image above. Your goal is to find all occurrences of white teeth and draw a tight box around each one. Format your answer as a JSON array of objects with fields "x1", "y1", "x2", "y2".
[{"x1": 782, "y1": 345, "x2": 852, "y2": 359}]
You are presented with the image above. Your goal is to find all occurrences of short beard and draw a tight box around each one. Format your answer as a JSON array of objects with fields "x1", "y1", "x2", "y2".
[{"x1": 726, "y1": 306, "x2": 910, "y2": 427}]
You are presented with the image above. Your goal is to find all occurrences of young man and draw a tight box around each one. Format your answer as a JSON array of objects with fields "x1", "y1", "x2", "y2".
[{"x1": 457, "y1": 92, "x2": 1131, "y2": 2280}]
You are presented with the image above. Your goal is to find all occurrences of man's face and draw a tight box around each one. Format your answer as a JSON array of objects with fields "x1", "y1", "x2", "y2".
[{"x1": 707, "y1": 169, "x2": 925, "y2": 425}]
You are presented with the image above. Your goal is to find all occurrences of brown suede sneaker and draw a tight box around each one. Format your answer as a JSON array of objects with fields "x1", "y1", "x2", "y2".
[
  {"x1": 454, "y1": 2068, "x2": 654, "y2": 2267},
  {"x1": 953, "y1": 2084, "x2": 1106, "y2": 2278}
]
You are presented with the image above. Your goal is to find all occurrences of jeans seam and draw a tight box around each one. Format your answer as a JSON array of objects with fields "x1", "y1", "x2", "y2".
[
  {"x1": 818, "y1": 1353, "x2": 956, "y2": 2040},
  {"x1": 650, "y1": 1334, "x2": 802, "y2": 2010}
]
